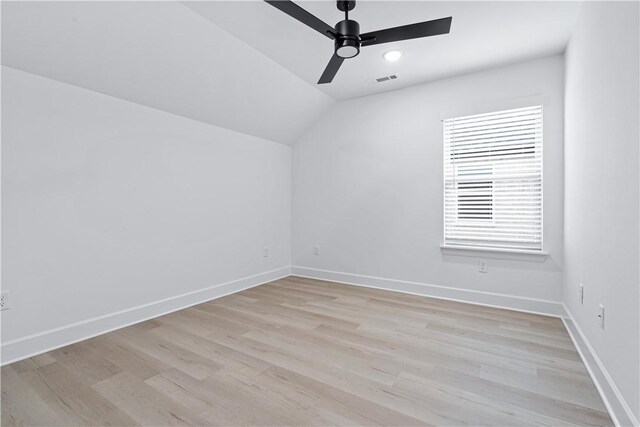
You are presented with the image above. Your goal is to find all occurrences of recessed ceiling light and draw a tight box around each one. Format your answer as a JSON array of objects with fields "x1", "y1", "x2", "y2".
[{"x1": 383, "y1": 50, "x2": 402, "y2": 62}]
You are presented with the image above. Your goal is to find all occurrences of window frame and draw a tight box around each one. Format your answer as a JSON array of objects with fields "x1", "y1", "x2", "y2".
[{"x1": 441, "y1": 104, "x2": 546, "y2": 258}]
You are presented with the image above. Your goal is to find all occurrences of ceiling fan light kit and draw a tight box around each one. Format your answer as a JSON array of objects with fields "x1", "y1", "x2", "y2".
[
  {"x1": 335, "y1": 19, "x2": 360, "y2": 59},
  {"x1": 264, "y1": 0, "x2": 452, "y2": 84}
]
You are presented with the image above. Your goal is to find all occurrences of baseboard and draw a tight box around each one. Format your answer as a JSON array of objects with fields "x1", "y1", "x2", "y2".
[
  {"x1": 0, "y1": 266, "x2": 291, "y2": 366},
  {"x1": 291, "y1": 266, "x2": 563, "y2": 317},
  {"x1": 561, "y1": 304, "x2": 639, "y2": 427}
]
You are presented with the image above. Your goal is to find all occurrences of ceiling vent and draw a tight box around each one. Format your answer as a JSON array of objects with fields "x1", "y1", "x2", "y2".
[{"x1": 367, "y1": 74, "x2": 398, "y2": 85}]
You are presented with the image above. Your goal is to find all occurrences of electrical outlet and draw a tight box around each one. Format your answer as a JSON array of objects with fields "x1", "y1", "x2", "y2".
[
  {"x1": 598, "y1": 304, "x2": 605, "y2": 329},
  {"x1": 478, "y1": 260, "x2": 488, "y2": 273},
  {"x1": 314, "y1": 246, "x2": 320, "y2": 256},
  {"x1": 578, "y1": 283, "x2": 584, "y2": 304},
  {"x1": 263, "y1": 247, "x2": 269, "y2": 258},
  {"x1": 0, "y1": 291, "x2": 9, "y2": 311}
]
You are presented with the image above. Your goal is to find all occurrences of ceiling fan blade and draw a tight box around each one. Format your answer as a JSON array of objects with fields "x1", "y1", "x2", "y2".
[
  {"x1": 360, "y1": 17, "x2": 452, "y2": 47},
  {"x1": 264, "y1": 1, "x2": 336, "y2": 39},
  {"x1": 318, "y1": 53, "x2": 345, "y2": 84}
]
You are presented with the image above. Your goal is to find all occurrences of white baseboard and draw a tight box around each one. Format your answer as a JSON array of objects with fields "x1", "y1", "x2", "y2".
[
  {"x1": 1, "y1": 266, "x2": 291, "y2": 366},
  {"x1": 562, "y1": 305, "x2": 639, "y2": 427},
  {"x1": 291, "y1": 266, "x2": 563, "y2": 317}
]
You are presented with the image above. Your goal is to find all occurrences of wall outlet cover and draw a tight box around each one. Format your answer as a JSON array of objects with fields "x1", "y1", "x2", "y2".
[
  {"x1": 478, "y1": 260, "x2": 488, "y2": 273},
  {"x1": 0, "y1": 291, "x2": 9, "y2": 311},
  {"x1": 598, "y1": 303, "x2": 605, "y2": 329}
]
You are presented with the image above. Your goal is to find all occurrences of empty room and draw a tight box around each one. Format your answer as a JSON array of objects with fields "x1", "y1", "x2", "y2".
[{"x1": 1, "y1": 0, "x2": 639, "y2": 426}]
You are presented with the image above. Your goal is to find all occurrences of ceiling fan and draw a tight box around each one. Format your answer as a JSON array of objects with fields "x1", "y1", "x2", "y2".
[{"x1": 264, "y1": 0, "x2": 452, "y2": 84}]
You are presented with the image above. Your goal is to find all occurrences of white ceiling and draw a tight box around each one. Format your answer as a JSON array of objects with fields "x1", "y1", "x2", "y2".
[
  {"x1": 2, "y1": 1, "x2": 581, "y2": 143},
  {"x1": 1, "y1": 1, "x2": 334, "y2": 145},
  {"x1": 187, "y1": 1, "x2": 581, "y2": 100}
]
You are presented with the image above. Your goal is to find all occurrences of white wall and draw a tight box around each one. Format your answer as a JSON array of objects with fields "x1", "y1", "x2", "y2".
[
  {"x1": 293, "y1": 55, "x2": 565, "y2": 311},
  {"x1": 1, "y1": 67, "x2": 291, "y2": 361},
  {"x1": 563, "y1": 1, "x2": 640, "y2": 424}
]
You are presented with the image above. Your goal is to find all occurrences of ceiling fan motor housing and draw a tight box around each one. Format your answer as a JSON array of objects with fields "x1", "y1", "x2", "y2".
[{"x1": 334, "y1": 19, "x2": 360, "y2": 58}]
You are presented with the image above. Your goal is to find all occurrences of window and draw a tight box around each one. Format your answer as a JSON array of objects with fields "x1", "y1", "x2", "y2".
[{"x1": 443, "y1": 105, "x2": 543, "y2": 252}]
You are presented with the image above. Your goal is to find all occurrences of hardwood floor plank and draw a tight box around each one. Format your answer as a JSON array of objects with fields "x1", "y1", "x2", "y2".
[
  {"x1": 92, "y1": 371, "x2": 208, "y2": 426},
  {"x1": 1, "y1": 366, "x2": 68, "y2": 426},
  {"x1": 10, "y1": 353, "x2": 56, "y2": 374},
  {"x1": 259, "y1": 365, "x2": 427, "y2": 426},
  {"x1": 19, "y1": 362, "x2": 138, "y2": 426},
  {"x1": 48, "y1": 344, "x2": 123, "y2": 386},
  {"x1": 82, "y1": 336, "x2": 167, "y2": 381},
  {"x1": 393, "y1": 372, "x2": 576, "y2": 427},
  {"x1": 107, "y1": 327, "x2": 222, "y2": 381},
  {"x1": 408, "y1": 367, "x2": 612, "y2": 426},
  {"x1": 149, "y1": 325, "x2": 272, "y2": 377}
]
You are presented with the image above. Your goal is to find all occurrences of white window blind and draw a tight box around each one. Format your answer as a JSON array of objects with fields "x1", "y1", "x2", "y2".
[{"x1": 443, "y1": 105, "x2": 543, "y2": 251}]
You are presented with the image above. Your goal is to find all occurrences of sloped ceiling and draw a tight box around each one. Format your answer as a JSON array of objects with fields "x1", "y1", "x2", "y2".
[
  {"x1": 1, "y1": 1, "x2": 335, "y2": 145},
  {"x1": 2, "y1": 1, "x2": 581, "y2": 144},
  {"x1": 189, "y1": 1, "x2": 581, "y2": 101}
]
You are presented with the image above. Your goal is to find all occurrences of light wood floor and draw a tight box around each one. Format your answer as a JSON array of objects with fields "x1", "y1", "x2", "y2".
[{"x1": 2, "y1": 276, "x2": 612, "y2": 426}]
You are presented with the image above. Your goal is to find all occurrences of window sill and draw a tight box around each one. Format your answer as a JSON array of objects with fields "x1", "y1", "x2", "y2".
[{"x1": 440, "y1": 245, "x2": 549, "y2": 263}]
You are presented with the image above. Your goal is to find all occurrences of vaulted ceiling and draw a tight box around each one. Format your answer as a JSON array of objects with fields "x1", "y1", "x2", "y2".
[
  {"x1": 1, "y1": 1, "x2": 335, "y2": 144},
  {"x1": 190, "y1": 1, "x2": 581, "y2": 100},
  {"x1": 2, "y1": 1, "x2": 581, "y2": 145}
]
